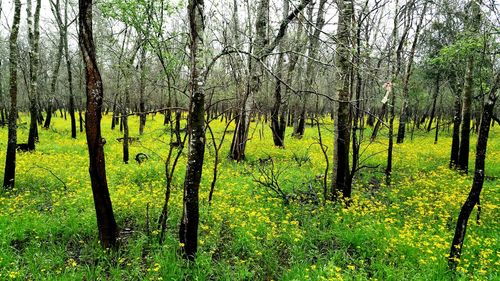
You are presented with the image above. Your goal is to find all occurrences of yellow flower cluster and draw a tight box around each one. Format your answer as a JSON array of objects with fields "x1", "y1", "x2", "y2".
[{"x1": 0, "y1": 115, "x2": 498, "y2": 280}]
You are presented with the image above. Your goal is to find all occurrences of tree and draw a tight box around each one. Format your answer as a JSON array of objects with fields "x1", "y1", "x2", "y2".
[
  {"x1": 44, "y1": 0, "x2": 65, "y2": 129},
  {"x1": 230, "y1": 0, "x2": 311, "y2": 161},
  {"x1": 138, "y1": 46, "x2": 147, "y2": 135},
  {"x1": 270, "y1": 0, "x2": 290, "y2": 147},
  {"x1": 27, "y1": 0, "x2": 42, "y2": 150},
  {"x1": 386, "y1": 0, "x2": 412, "y2": 185},
  {"x1": 457, "y1": 0, "x2": 481, "y2": 173},
  {"x1": 396, "y1": 1, "x2": 428, "y2": 144},
  {"x1": 79, "y1": 0, "x2": 118, "y2": 248},
  {"x1": 63, "y1": 0, "x2": 77, "y2": 139},
  {"x1": 293, "y1": 0, "x2": 327, "y2": 138},
  {"x1": 331, "y1": 0, "x2": 353, "y2": 199},
  {"x1": 3, "y1": 0, "x2": 21, "y2": 189},
  {"x1": 179, "y1": 0, "x2": 206, "y2": 260},
  {"x1": 449, "y1": 71, "x2": 499, "y2": 270}
]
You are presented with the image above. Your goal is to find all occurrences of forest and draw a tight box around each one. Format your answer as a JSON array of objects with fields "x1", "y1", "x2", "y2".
[{"x1": 0, "y1": 0, "x2": 499, "y2": 279}]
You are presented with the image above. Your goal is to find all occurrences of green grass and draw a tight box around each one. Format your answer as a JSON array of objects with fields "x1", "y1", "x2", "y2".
[{"x1": 0, "y1": 114, "x2": 498, "y2": 280}]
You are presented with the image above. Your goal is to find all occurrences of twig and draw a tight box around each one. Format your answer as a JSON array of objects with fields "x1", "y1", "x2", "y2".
[{"x1": 30, "y1": 165, "x2": 67, "y2": 190}]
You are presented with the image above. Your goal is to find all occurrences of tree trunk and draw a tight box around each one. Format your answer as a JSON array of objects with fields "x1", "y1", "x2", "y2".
[
  {"x1": 396, "y1": 2, "x2": 427, "y2": 144},
  {"x1": 457, "y1": 56, "x2": 474, "y2": 173},
  {"x1": 60, "y1": 0, "x2": 77, "y2": 139},
  {"x1": 351, "y1": 1, "x2": 367, "y2": 187},
  {"x1": 3, "y1": 0, "x2": 21, "y2": 189},
  {"x1": 271, "y1": 65, "x2": 286, "y2": 147},
  {"x1": 139, "y1": 47, "x2": 147, "y2": 135},
  {"x1": 111, "y1": 92, "x2": 119, "y2": 130},
  {"x1": 45, "y1": 0, "x2": 65, "y2": 129},
  {"x1": 427, "y1": 75, "x2": 440, "y2": 132},
  {"x1": 332, "y1": 0, "x2": 353, "y2": 199},
  {"x1": 450, "y1": 80, "x2": 462, "y2": 168},
  {"x1": 27, "y1": 0, "x2": 42, "y2": 150},
  {"x1": 122, "y1": 87, "x2": 129, "y2": 164},
  {"x1": 270, "y1": 0, "x2": 292, "y2": 147},
  {"x1": 79, "y1": 0, "x2": 117, "y2": 249},
  {"x1": 179, "y1": 0, "x2": 206, "y2": 261},
  {"x1": 386, "y1": 0, "x2": 407, "y2": 186},
  {"x1": 370, "y1": 103, "x2": 386, "y2": 141},
  {"x1": 457, "y1": 0, "x2": 480, "y2": 173}
]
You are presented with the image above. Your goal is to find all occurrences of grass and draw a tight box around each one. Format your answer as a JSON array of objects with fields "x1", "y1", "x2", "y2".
[{"x1": 0, "y1": 113, "x2": 498, "y2": 280}]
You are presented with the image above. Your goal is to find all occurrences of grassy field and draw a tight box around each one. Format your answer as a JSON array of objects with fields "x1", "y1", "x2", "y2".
[{"x1": 0, "y1": 114, "x2": 498, "y2": 280}]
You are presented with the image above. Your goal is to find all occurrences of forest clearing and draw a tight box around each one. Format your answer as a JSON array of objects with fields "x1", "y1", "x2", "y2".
[{"x1": 1, "y1": 0, "x2": 499, "y2": 280}]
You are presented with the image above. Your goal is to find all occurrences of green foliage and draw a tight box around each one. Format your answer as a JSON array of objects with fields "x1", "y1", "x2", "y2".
[
  {"x1": 433, "y1": 34, "x2": 484, "y2": 66},
  {"x1": 99, "y1": 0, "x2": 180, "y2": 31},
  {"x1": 99, "y1": 0, "x2": 184, "y2": 74}
]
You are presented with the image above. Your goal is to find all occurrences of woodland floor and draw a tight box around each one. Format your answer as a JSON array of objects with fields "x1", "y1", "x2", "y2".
[{"x1": 0, "y1": 114, "x2": 499, "y2": 280}]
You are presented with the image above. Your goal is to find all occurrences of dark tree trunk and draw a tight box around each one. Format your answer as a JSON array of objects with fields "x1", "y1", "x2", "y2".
[
  {"x1": 79, "y1": 0, "x2": 117, "y2": 249},
  {"x1": 271, "y1": 74, "x2": 286, "y2": 147},
  {"x1": 450, "y1": 82, "x2": 462, "y2": 168},
  {"x1": 370, "y1": 103, "x2": 387, "y2": 141},
  {"x1": 427, "y1": 75, "x2": 440, "y2": 132},
  {"x1": 173, "y1": 109, "x2": 182, "y2": 146},
  {"x1": 79, "y1": 109, "x2": 84, "y2": 132},
  {"x1": 458, "y1": 56, "x2": 474, "y2": 173},
  {"x1": 293, "y1": 106, "x2": 306, "y2": 137},
  {"x1": 164, "y1": 76, "x2": 172, "y2": 125},
  {"x1": 44, "y1": 103, "x2": 53, "y2": 128},
  {"x1": 179, "y1": 0, "x2": 206, "y2": 261},
  {"x1": 367, "y1": 110, "x2": 375, "y2": 127},
  {"x1": 434, "y1": 115, "x2": 440, "y2": 144},
  {"x1": 111, "y1": 93, "x2": 119, "y2": 130},
  {"x1": 449, "y1": 72, "x2": 499, "y2": 270},
  {"x1": 270, "y1": 0, "x2": 291, "y2": 147},
  {"x1": 67, "y1": 56, "x2": 77, "y2": 139},
  {"x1": 3, "y1": 0, "x2": 21, "y2": 189},
  {"x1": 0, "y1": 108, "x2": 4, "y2": 126}
]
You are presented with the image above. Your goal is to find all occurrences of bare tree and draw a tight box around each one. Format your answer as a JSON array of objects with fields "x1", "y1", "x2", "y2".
[
  {"x1": 294, "y1": 0, "x2": 327, "y2": 138},
  {"x1": 63, "y1": 0, "x2": 77, "y2": 139},
  {"x1": 331, "y1": 0, "x2": 354, "y2": 199},
  {"x1": 230, "y1": 0, "x2": 311, "y2": 161},
  {"x1": 179, "y1": 0, "x2": 206, "y2": 260},
  {"x1": 386, "y1": 0, "x2": 413, "y2": 186},
  {"x1": 27, "y1": 0, "x2": 42, "y2": 150},
  {"x1": 396, "y1": 1, "x2": 428, "y2": 143},
  {"x1": 44, "y1": 0, "x2": 65, "y2": 129}
]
